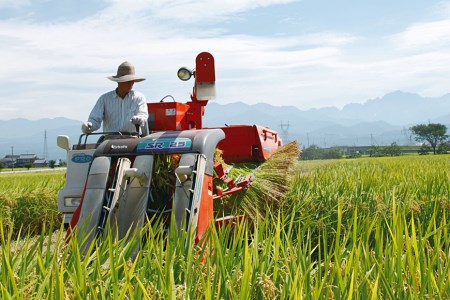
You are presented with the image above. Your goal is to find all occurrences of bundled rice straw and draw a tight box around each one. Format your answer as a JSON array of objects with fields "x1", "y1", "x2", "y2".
[
  {"x1": 148, "y1": 141, "x2": 300, "y2": 220},
  {"x1": 216, "y1": 141, "x2": 301, "y2": 219}
]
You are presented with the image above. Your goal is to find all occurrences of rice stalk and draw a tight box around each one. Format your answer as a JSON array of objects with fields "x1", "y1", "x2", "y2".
[
  {"x1": 218, "y1": 141, "x2": 300, "y2": 219},
  {"x1": 149, "y1": 154, "x2": 180, "y2": 211}
]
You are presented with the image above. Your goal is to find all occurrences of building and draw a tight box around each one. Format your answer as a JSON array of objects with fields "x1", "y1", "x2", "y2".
[
  {"x1": 0, "y1": 155, "x2": 19, "y2": 168},
  {"x1": 33, "y1": 159, "x2": 48, "y2": 167},
  {"x1": 16, "y1": 154, "x2": 37, "y2": 167},
  {"x1": 0, "y1": 154, "x2": 47, "y2": 168}
]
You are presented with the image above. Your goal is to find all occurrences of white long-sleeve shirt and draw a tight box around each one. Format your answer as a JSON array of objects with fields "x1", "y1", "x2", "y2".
[{"x1": 88, "y1": 90, "x2": 149, "y2": 133}]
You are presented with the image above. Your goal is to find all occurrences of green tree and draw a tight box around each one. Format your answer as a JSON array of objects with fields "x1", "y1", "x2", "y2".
[
  {"x1": 24, "y1": 162, "x2": 33, "y2": 170},
  {"x1": 300, "y1": 145, "x2": 322, "y2": 160},
  {"x1": 301, "y1": 145, "x2": 344, "y2": 160},
  {"x1": 49, "y1": 160, "x2": 56, "y2": 169},
  {"x1": 369, "y1": 145, "x2": 382, "y2": 157},
  {"x1": 437, "y1": 141, "x2": 450, "y2": 154},
  {"x1": 383, "y1": 142, "x2": 401, "y2": 156},
  {"x1": 348, "y1": 151, "x2": 362, "y2": 159},
  {"x1": 410, "y1": 123, "x2": 448, "y2": 154},
  {"x1": 418, "y1": 144, "x2": 431, "y2": 155},
  {"x1": 0, "y1": 162, "x2": 3, "y2": 172},
  {"x1": 323, "y1": 147, "x2": 343, "y2": 159}
]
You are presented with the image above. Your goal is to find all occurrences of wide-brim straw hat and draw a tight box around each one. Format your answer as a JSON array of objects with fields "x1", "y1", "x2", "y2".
[{"x1": 107, "y1": 61, "x2": 145, "y2": 82}]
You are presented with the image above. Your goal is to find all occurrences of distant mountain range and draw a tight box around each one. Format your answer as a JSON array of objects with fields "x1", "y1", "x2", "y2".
[
  {"x1": 203, "y1": 91, "x2": 450, "y2": 148},
  {"x1": 1, "y1": 91, "x2": 449, "y2": 160}
]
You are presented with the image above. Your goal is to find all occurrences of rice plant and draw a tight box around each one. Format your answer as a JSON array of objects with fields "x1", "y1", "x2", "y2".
[
  {"x1": 0, "y1": 171, "x2": 65, "y2": 236},
  {"x1": 0, "y1": 155, "x2": 449, "y2": 298}
]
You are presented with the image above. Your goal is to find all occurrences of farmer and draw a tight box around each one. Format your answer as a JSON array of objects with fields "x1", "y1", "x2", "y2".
[{"x1": 81, "y1": 61, "x2": 149, "y2": 135}]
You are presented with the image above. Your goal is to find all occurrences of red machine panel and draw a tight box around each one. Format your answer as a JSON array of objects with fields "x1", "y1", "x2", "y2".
[
  {"x1": 215, "y1": 125, "x2": 282, "y2": 164},
  {"x1": 147, "y1": 102, "x2": 190, "y2": 131},
  {"x1": 195, "y1": 52, "x2": 215, "y2": 83}
]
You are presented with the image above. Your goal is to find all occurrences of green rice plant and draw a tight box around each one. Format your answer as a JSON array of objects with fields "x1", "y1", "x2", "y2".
[
  {"x1": 1, "y1": 200, "x2": 449, "y2": 299},
  {"x1": 0, "y1": 172, "x2": 65, "y2": 191},
  {"x1": 1, "y1": 155, "x2": 449, "y2": 298},
  {"x1": 0, "y1": 171, "x2": 65, "y2": 237},
  {"x1": 288, "y1": 155, "x2": 450, "y2": 245}
]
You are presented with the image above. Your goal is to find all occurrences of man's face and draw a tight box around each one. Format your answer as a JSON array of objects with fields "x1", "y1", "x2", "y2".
[{"x1": 118, "y1": 80, "x2": 135, "y2": 93}]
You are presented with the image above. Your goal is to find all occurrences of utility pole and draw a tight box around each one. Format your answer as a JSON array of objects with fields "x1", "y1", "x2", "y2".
[
  {"x1": 43, "y1": 130, "x2": 48, "y2": 160},
  {"x1": 11, "y1": 146, "x2": 14, "y2": 172}
]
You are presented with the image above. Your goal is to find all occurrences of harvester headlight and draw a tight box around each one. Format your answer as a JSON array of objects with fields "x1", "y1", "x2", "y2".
[
  {"x1": 64, "y1": 197, "x2": 81, "y2": 207},
  {"x1": 177, "y1": 67, "x2": 192, "y2": 81}
]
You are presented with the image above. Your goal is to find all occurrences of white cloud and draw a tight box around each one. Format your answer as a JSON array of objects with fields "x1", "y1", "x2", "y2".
[
  {"x1": 1, "y1": 0, "x2": 450, "y2": 121},
  {"x1": 295, "y1": 32, "x2": 360, "y2": 47},
  {"x1": 0, "y1": 0, "x2": 31, "y2": 9},
  {"x1": 393, "y1": 19, "x2": 450, "y2": 50},
  {"x1": 102, "y1": 0, "x2": 296, "y2": 23}
]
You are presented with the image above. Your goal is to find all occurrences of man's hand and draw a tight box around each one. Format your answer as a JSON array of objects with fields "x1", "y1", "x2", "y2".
[
  {"x1": 81, "y1": 122, "x2": 93, "y2": 134},
  {"x1": 131, "y1": 116, "x2": 146, "y2": 127}
]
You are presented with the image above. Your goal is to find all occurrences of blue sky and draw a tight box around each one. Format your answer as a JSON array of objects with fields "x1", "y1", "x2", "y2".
[{"x1": 1, "y1": 0, "x2": 450, "y2": 121}]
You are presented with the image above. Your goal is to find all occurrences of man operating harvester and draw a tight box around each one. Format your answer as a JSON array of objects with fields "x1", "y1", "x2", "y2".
[{"x1": 82, "y1": 61, "x2": 149, "y2": 136}]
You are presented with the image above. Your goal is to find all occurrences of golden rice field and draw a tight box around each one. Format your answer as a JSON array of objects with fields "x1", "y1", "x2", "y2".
[
  {"x1": 0, "y1": 171, "x2": 65, "y2": 235},
  {"x1": 0, "y1": 155, "x2": 449, "y2": 299}
]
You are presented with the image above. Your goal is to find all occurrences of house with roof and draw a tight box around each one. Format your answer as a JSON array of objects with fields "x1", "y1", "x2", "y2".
[
  {"x1": 0, "y1": 155, "x2": 19, "y2": 168},
  {"x1": 16, "y1": 154, "x2": 37, "y2": 167},
  {"x1": 33, "y1": 159, "x2": 48, "y2": 167},
  {"x1": 0, "y1": 154, "x2": 47, "y2": 168}
]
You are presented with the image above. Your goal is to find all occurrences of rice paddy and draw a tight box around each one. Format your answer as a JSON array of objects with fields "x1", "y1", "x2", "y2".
[
  {"x1": 0, "y1": 171, "x2": 65, "y2": 236},
  {"x1": 1, "y1": 155, "x2": 449, "y2": 298}
]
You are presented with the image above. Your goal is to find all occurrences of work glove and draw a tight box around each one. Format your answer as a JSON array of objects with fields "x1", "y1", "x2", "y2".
[
  {"x1": 81, "y1": 122, "x2": 93, "y2": 134},
  {"x1": 130, "y1": 116, "x2": 146, "y2": 127}
]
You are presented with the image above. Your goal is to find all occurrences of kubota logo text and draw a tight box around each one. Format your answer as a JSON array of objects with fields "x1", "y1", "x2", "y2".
[{"x1": 111, "y1": 145, "x2": 128, "y2": 149}]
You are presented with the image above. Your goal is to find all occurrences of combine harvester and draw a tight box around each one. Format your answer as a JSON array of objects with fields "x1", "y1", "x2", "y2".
[{"x1": 57, "y1": 52, "x2": 293, "y2": 251}]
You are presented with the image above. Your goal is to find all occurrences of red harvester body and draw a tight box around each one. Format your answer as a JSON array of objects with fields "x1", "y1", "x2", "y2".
[{"x1": 57, "y1": 52, "x2": 283, "y2": 251}]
